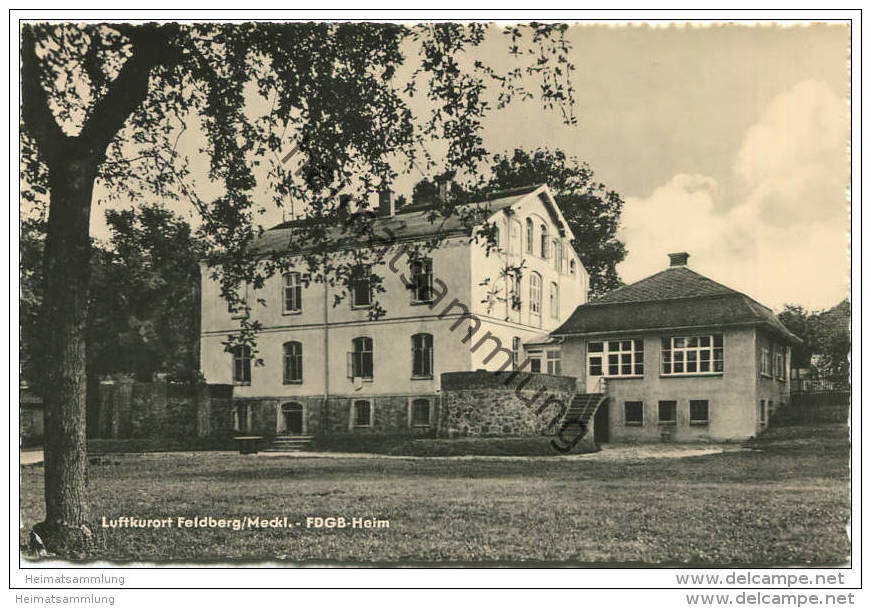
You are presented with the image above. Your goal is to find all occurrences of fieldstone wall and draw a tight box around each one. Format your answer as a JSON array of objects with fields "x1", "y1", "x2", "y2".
[{"x1": 440, "y1": 370, "x2": 577, "y2": 437}]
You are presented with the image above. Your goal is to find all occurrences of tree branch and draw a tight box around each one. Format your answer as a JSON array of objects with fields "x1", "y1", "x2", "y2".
[
  {"x1": 78, "y1": 23, "x2": 182, "y2": 156},
  {"x1": 20, "y1": 25, "x2": 67, "y2": 158}
]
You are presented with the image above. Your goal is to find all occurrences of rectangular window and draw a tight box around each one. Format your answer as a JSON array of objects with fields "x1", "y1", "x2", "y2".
[
  {"x1": 546, "y1": 350, "x2": 561, "y2": 375},
  {"x1": 232, "y1": 345, "x2": 251, "y2": 385},
  {"x1": 589, "y1": 339, "x2": 643, "y2": 377},
  {"x1": 661, "y1": 334, "x2": 723, "y2": 375},
  {"x1": 512, "y1": 337, "x2": 521, "y2": 371},
  {"x1": 349, "y1": 337, "x2": 374, "y2": 379},
  {"x1": 411, "y1": 258, "x2": 433, "y2": 302},
  {"x1": 658, "y1": 400, "x2": 677, "y2": 425},
  {"x1": 350, "y1": 265, "x2": 372, "y2": 307},
  {"x1": 624, "y1": 401, "x2": 643, "y2": 426},
  {"x1": 353, "y1": 400, "x2": 372, "y2": 427},
  {"x1": 412, "y1": 334, "x2": 434, "y2": 378},
  {"x1": 228, "y1": 282, "x2": 248, "y2": 318},
  {"x1": 411, "y1": 398, "x2": 431, "y2": 427},
  {"x1": 759, "y1": 399, "x2": 767, "y2": 425},
  {"x1": 549, "y1": 282, "x2": 559, "y2": 319},
  {"x1": 283, "y1": 272, "x2": 302, "y2": 313},
  {"x1": 774, "y1": 346, "x2": 786, "y2": 380},
  {"x1": 689, "y1": 400, "x2": 709, "y2": 425},
  {"x1": 760, "y1": 341, "x2": 772, "y2": 377},
  {"x1": 283, "y1": 342, "x2": 303, "y2": 384}
]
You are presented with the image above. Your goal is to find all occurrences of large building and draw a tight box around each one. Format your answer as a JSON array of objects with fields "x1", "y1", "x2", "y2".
[
  {"x1": 199, "y1": 184, "x2": 587, "y2": 439},
  {"x1": 200, "y1": 186, "x2": 799, "y2": 445}
]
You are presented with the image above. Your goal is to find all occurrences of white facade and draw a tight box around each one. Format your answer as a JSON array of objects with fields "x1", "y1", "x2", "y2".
[{"x1": 199, "y1": 185, "x2": 589, "y2": 398}]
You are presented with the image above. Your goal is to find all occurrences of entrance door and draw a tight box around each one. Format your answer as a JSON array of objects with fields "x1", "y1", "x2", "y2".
[
  {"x1": 586, "y1": 340, "x2": 605, "y2": 393},
  {"x1": 281, "y1": 403, "x2": 304, "y2": 435}
]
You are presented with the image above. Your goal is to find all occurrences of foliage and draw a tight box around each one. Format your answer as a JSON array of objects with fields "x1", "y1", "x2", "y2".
[
  {"x1": 777, "y1": 301, "x2": 851, "y2": 380},
  {"x1": 485, "y1": 148, "x2": 626, "y2": 297}
]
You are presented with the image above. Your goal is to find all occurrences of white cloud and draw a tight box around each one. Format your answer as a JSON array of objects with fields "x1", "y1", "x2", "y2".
[{"x1": 617, "y1": 80, "x2": 850, "y2": 311}]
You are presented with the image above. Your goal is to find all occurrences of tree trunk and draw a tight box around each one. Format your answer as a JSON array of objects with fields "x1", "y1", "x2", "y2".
[{"x1": 33, "y1": 151, "x2": 98, "y2": 558}]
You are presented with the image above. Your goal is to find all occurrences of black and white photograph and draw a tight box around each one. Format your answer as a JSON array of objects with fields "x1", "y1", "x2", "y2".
[{"x1": 11, "y1": 9, "x2": 860, "y2": 600}]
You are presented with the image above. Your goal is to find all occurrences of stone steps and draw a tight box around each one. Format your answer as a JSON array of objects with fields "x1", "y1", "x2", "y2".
[{"x1": 264, "y1": 435, "x2": 314, "y2": 452}]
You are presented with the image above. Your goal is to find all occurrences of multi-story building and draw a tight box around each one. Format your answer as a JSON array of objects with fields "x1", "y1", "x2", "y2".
[{"x1": 199, "y1": 184, "x2": 587, "y2": 439}]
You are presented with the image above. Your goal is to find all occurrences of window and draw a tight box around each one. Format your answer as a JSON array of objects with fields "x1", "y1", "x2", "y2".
[
  {"x1": 232, "y1": 403, "x2": 249, "y2": 433},
  {"x1": 282, "y1": 272, "x2": 302, "y2": 313},
  {"x1": 759, "y1": 399, "x2": 767, "y2": 425},
  {"x1": 624, "y1": 401, "x2": 643, "y2": 426},
  {"x1": 411, "y1": 398, "x2": 432, "y2": 427},
  {"x1": 546, "y1": 350, "x2": 561, "y2": 375},
  {"x1": 411, "y1": 333, "x2": 434, "y2": 378},
  {"x1": 553, "y1": 239, "x2": 561, "y2": 271},
  {"x1": 283, "y1": 341, "x2": 303, "y2": 384},
  {"x1": 775, "y1": 346, "x2": 786, "y2": 380},
  {"x1": 587, "y1": 341, "x2": 603, "y2": 377},
  {"x1": 529, "y1": 272, "x2": 542, "y2": 315},
  {"x1": 353, "y1": 400, "x2": 372, "y2": 427},
  {"x1": 410, "y1": 258, "x2": 433, "y2": 302},
  {"x1": 658, "y1": 400, "x2": 677, "y2": 425},
  {"x1": 540, "y1": 224, "x2": 549, "y2": 258},
  {"x1": 231, "y1": 345, "x2": 251, "y2": 385},
  {"x1": 525, "y1": 218, "x2": 534, "y2": 253},
  {"x1": 549, "y1": 282, "x2": 559, "y2": 319},
  {"x1": 528, "y1": 352, "x2": 542, "y2": 373},
  {"x1": 661, "y1": 334, "x2": 723, "y2": 375},
  {"x1": 588, "y1": 339, "x2": 644, "y2": 378},
  {"x1": 760, "y1": 341, "x2": 772, "y2": 377},
  {"x1": 350, "y1": 265, "x2": 372, "y2": 307},
  {"x1": 689, "y1": 400, "x2": 709, "y2": 425},
  {"x1": 509, "y1": 272, "x2": 521, "y2": 310},
  {"x1": 512, "y1": 337, "x2": 521, "y2": 371},
  {"x1": 349, "y1": 337, "x2": 373, "y2": 379}
]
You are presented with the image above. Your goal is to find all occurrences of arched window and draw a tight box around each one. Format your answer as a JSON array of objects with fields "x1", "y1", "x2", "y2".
[
  {"x1": 529, "y1": 272, "x2": 542, "y2": 315},
  {"x1": 282, "y1": 272, "x2": 302, "y2": 313},
  {"x1": 231, "y1": 345, "x2": 251, "y2": 385},
  {"x1": 540, "y1": 224, "x2": 549, "y2": 258},
  {"x1": 283, "y1": 341, "x2": 303, "y2": 384},
  {"x1": 353, "y1": 400, "x2": 372, "y2": 427},
  {"x1": 525, "y1": 218, "x2": 534, "y2": 253},
  {"x1": 411, "y1": 333, "x2": 434, "y2": 378},
  {"x1": 553, "y1": 239, "x2": 561, "y2": 271},
  {"x1": 349, "y1": 337, "x2": 374, "y2": 379}
]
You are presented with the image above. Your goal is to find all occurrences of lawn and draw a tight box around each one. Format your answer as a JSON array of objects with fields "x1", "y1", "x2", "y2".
[{"x1": 19, "y1": 424, "x2": 850, "y2": 565}]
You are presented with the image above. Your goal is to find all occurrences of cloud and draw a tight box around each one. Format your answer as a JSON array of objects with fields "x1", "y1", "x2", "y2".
[{"x1": 617, "y1": 80, "x2": 850, "y2": 310}]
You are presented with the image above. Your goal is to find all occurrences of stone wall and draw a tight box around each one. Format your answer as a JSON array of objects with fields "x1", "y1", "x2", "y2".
[
  {"x1": 440, "y1": 370, "x2": 577, "y2": 437},
  {"x1": 92, "y1": 381, "x2": 232, "y2": 439}
]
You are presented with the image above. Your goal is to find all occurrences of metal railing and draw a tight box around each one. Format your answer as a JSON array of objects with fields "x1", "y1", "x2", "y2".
[{"x1": 790, "y1": 376, "x2": 849, "y2": 393}]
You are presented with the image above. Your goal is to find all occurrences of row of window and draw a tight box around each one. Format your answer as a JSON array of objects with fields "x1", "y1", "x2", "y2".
[
  {"x1": 232, "y1": 398, "x2": 433, "y2": 432},
  {"x1": 623, "y1": 400, "x2": 710, "y2": 426},
  {"x1": 494, "y1": 218, "x2": 577, "y2": 275},
  {"x1": 230, "y1": 334, "x2": 434, "y2": 384},
  {"x1": 587, "y1": 334, "x2": 725, "y2": 379}
]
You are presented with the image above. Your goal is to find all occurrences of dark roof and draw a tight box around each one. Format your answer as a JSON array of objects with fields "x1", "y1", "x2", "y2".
[
  {"x1": 249, "y1": 184, "x2": 544, "y2": 256},
  {"x1": 553, "y1": 266, "x2": 801, "y2": 344}
]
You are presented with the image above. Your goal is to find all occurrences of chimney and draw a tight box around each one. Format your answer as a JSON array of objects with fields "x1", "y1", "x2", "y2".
[
  {"x1": 378, "y1": 188, "x2": 395, "y2": 217},
  {"x1": 668, "y1": 252, "x2": 690, "y2": 267}
]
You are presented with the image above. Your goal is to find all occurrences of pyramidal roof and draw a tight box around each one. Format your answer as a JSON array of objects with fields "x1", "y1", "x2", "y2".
[{"x1": 553, "y1": 257, "x2": 800, "y2": 343}]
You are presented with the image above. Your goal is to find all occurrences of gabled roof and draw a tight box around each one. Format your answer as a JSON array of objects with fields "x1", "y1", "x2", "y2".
[
  {"x1": 553, "y1": 265, "x2": 801, "y2": 344},
  {"x1": 249, "y1": 184, "x2": 559, "y2": 256}
]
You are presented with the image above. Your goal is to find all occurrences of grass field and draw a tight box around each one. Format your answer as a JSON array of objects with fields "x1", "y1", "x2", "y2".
[{"x1": 19, "y1": 423, "x2": 850, "y2": 565}]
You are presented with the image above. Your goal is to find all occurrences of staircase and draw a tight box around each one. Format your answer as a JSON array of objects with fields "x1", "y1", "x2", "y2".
[
  {"x1": 560, "y1": 392, "x2": 608, "y2": 438},
  {"x1": 264, "y1": 435, "x2": 314, "y2": 452}
]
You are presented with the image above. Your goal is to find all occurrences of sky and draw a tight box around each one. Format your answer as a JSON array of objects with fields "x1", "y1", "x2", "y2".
[
  {"x1": 471, "y1": 22, "x2": 851, "y2": 312},
  {"x1": 86, "y1": 21, "x2": 851, "y2": 312}
]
